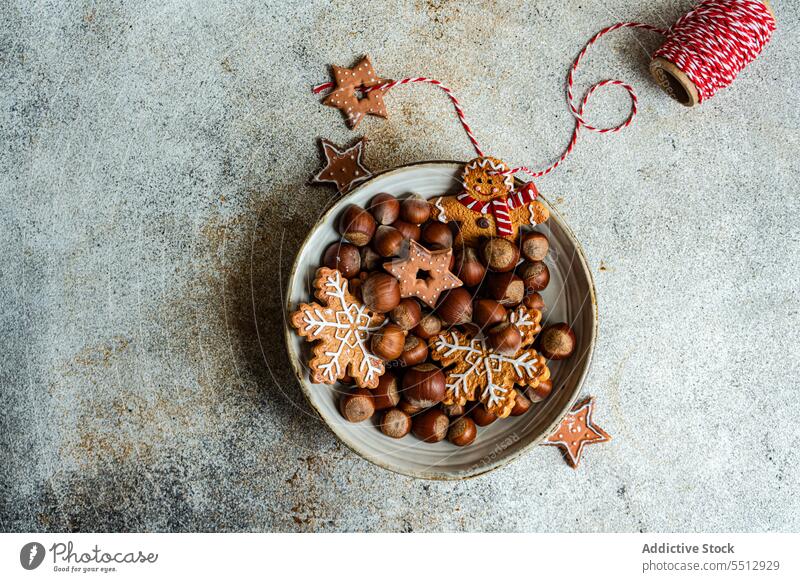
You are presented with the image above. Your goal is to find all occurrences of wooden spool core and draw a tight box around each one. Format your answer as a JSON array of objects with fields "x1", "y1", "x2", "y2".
[{"x1": 649, "y1": 0, "x2": 775, "y2": 107}]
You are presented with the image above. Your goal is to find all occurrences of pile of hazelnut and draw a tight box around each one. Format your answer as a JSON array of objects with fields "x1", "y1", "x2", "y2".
[{"x1": 320, "y1": 192, "x2": 576, "y2": 447}]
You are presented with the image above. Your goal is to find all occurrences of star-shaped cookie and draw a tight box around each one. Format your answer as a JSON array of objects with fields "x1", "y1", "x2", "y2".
[
  {"x1": 383, "y1": 240, "x2": 462, "y2": 307},
  {"x1": 543, "y1": 397, "x2": 611, "y2": 468},
  {"x1": 322, "y1": 56, "x2": 390, "y2": 129},
  {"x1": 312, "y1": 138, "x2": 372, "y2": 194}
]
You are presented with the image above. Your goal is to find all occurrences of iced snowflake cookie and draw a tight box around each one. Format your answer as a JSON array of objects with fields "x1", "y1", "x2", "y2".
[
  {"x1": 429, "y1": 157, "x2": 549, "y2": 246},
  {"x1": 428, "y1": 304, "x2": 549, "y2": 418},
  {"x1": 290, "y1": 267, "x2": 386, "y2": 388}
]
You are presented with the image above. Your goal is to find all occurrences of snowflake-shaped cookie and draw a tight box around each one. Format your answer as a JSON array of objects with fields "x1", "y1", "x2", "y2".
[
  {"x1": 290, "y1": 267, "x2": 386, "y2": 388},
  {"x1": 428, "y1": 305, "x2": 548, "y2": 418}
]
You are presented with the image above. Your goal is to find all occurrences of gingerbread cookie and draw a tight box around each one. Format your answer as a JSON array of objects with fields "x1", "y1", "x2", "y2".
[
  {"x1": 312, "y1": 138, "x2": 373, "y2": 194},
  {"x1": 290, "y1": 267, "x2": 386, "y2": 388},
  {"x1": 322, "y1": 55, "x2": 390, "y2": 129},
  {"x1": 428, "y1": 325, "x2": 550, "y2": 418},
  {"x1": 508, "y1": 303, "x2": 543, "y2": 346},
  {"x1": 543, "y1": 397, "x2": 611, "y2": 468},
  {"x1": 430, "y1": 157, "x2": 549, "y2": 246},
  {"x1": 383, "y1": 240, "x2": 462, "y2": 307}
]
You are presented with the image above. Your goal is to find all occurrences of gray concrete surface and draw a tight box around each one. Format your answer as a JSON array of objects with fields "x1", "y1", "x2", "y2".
[{"x1": 2, "y1": 0, "x2": 799, "y2": 532}]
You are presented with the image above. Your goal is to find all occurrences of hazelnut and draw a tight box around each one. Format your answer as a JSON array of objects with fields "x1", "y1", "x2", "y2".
[
  {"x1": 413, "y1": 312, "x2": 442, "y2": 339},
  {"x1": 485, "y1": 272, "x2": 525, "y2": 305},
  {"x1": 473, "y1": 298, "x2": 507, "y2": 329},
  {"x1": 521, "y1": 231, "x2": 550, "y2": 262},
  {"x1": 539, "y1": 323, "x2": 576, "y2": 360},
  {"x1": 453, "y1": 247, "x2": 486, "y2": 287},
  {"x1": 368, "y1": 193, "x2": 400, "y2": 225},
  {"x1": 487, "y1": 322, "x2": 522, "y2": 355},
  {"x1": 340, "y1": 373, "x2": 354, "y2": 385},
  {"x1": 391, "y1": 219, "x2": 421, "y2": 242},
  {"x1": 528, "y1": 378, "x2": 553, "y2": 402},
  {"x1": 447, "y1": 416, "x2": 477, "y2": 446},
  {"x1": 470, "y1": 405, "x2": 497, "y2": 427},
  {"x1": 348, "y1": 272, "x2": 367, "y2": 301},
  {"x1": 338, "y1": 204, "x2": 376, "y2": 247},
  {"x1": 380, "y1": 408, "x2": 412, "y2": 438},
  {"x1": 390, "y1": 298, "x2": 422, "y2": 330},
  {"x1": 339, "y1": 388, "x2": 374, "y2": 423},
  {"x1": 520, "y1": 261, "x2": 550, "y2": 292},
  {"x1": 398, "y1": 399, "x2": 423, "y2": 416},
  {"x1": 373, "y1": 225, "x2": 406, "y2": 258},
  {"x1": 372, "y1": 373, "x2": 400, "y2": 410},
  {"x1": 360, "y1": 246, "x2": 382, "y2": 271},
  {"x1": 412, "y1": 408, "x2": 449, "y2": 443},
  {"x1": 480, "y1": 237, "x2": 520, "y2": 272},
  {"x1": 510, "y1": 389, "x2": 531, "y2": 416},
  {"x1": 322, "y1": 242, "x2": 361, "y2": 278},
  {"x1": 523, "y1": 291, "x2": 545, "y2": 311},
  {"x1": 402, "y1": 363, "x2": 446, "y2": 408},
  {"x1": 436, "y1": 288, "x2": 473, "y2": 325},
  {"x1": 400, "y1": 194, "x2": 431, "y2": 225},
  {"x1": 442, "y1": 403, "x2": 465, "y2": 417},
  {"x1": 370, "y1": 323, "x2": 406, "y2": 361},
  {"x1": 361, "y1": 272, "x2": 401, "y2": 313},
  {"x1": 421, "y1": 222, "x2": 453, "y2": 249},
  {"x1": 397, "y1": 335, "x2": 428, "y2": 367}
]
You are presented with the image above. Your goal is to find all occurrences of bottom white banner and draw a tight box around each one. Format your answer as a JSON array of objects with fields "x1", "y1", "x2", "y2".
[{"x1": 1, "y1": 533, "x2": 797, "y2": 581}]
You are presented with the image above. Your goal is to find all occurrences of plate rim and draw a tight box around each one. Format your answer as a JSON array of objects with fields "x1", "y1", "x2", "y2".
[{"x1": 283, "y1": 160, "x2": 598, "y2": 480}]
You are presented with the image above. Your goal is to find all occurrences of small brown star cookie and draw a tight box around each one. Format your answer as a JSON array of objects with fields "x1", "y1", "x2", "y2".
[
  {"x1": 312, "y1": 138, "x2": 372, "y2": 194},
  {"x1": 383, "y1": 240, "x2": 462, "y2": 307},
  {"x1": 543, "y1": 397, "x2": 611, "y2": 468},
  {"x1": 322, "y1": 56, "x2": 390, "y2": 129}
]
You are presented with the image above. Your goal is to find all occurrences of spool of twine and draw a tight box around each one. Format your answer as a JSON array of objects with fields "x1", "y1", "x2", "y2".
[{"x1": 650, "y1": 0, "x2": 776, "y2": 106}]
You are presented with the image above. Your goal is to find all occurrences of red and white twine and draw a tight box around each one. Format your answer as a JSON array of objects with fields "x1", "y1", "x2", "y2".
[{"x1": 313, "y1": 0, "x2": 775, "y2": 181}]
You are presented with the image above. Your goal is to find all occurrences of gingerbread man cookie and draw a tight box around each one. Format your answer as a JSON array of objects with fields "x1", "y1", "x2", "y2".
[
  {"x1": 290, "y1": 267, "x2": 386, "y2": 388},
  {"x1": 430, "y1": 157, "x2": 549, "y2": 246}
]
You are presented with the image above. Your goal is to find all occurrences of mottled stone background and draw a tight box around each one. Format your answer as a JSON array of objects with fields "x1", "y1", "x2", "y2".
[{"x1": 1, "y1": 0, "x2": 798, "y2": 532}]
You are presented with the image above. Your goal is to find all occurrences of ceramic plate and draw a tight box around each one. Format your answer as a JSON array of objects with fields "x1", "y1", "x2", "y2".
[{"x1": 284, "y1": 161, "x2": 597, "y2": 479}]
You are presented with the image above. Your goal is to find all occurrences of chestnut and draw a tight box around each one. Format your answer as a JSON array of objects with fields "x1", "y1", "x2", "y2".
[
  {"x1": 322, "y1": 242, "x2": 361, "y2": 278},
  {"x1": 436, "y1": 288, "x2": 473, "y2": 325},
  {"x1": 510, "y1": 389, "x2": 532, "y2": 416},
  {"x1": 485, "y1": 272, "x2": 525, "y2": 305},
  {"x1": 470, "y1": 405, "x2": 497, "y2": 427},
  {"x1": 373, "y1": 225, "x2": 406, "y2": 258},
  {"x1": 523, "y1": 291, "x2": 545, "y2": 311},
  {"x1": 520, "y1": 261, "x2": 550, "y2": 292},
  {"x1": 473, "y1": 298, "x2": 507, "y2": 329},
  {"x1": 480, "y1": 237, "x2": 520, "y2": 272},
  {"x1": 421, "y1": 221, "x2": 453, "y2": 249},
  {"x1": 360, "y1": 246, "x2": 382, "y2": 271},
  {"x1": 447, "y1": 416, "x2": 477, "y2": 446},
  {"x1": 539, "y1": 323, "x2": 576, "y2": 360},
  {"x1": 521, "y1": 231, "x2": 550, "y2": 262},
  {"x1": 338, "y1": 204, "x2": 376, "y2": 247},
  {"x1": 400, "y1": 194, "x2": 430, "y2": 225},
  {"x1": 391, "y1": 219, "x2": 421, "y2": 242},
  {"x1": 390, "y1": 298, "x2": 422, "y2": 330},
  {"x1": 397, "y1": 335, "x2": 428, "y2": 367},
  {"x1": 372, "y1": 373, "x2": 400, "y2": 410},
  {"x1": 361, "y1": 272, "x2": 401, "y2": 313},
  {"x1": 380, "y1": 408, "x2": 412, "y2": 438},
  {"x1": 402, "y1": 363, "x2": 446, "y2": 408},
  {"x1": 442, "y1": 403, "x2": 465, "y2": 417},
  {"x1": 370, "y1": 323, "x2": 406, "y2": 361},
  {"x1": 339, "y1": 388, "x2": 374, "y2": 423},
  {"x1": 413, "y1": 312, "x2": 442, "y2": 340},
  {"x1": 398, "y1": 399, "x2": 423, "y2": 416},
  {"x1": 412, "y1": 408, "x2": 449, "y2": 443},
  {"x1": 453, "y1": 247, "x2": 486, "y2": 287},
  {"x1": 528, "y1": 378, "x2": 553, "y2": 403},
  {"x1": 368, "y1": 193, "x2": 400, "y2": 225},
  {"x1": 487, "y1": 322, "x2": 522, "y2": 355}
]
